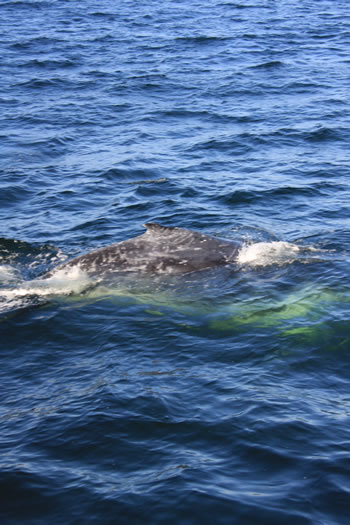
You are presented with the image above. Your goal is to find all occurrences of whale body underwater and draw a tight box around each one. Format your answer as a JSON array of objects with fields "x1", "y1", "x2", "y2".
[{"x1": 46, "y1": 223, "x2": 240, "y2": 278}]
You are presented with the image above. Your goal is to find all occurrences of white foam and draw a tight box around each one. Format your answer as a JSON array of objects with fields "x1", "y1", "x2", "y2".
[
  {"x1": 0, "y1": 265, "x2": 21, "y2": 283},
  {"x1": 0, "y1": 266, "x2": 92, "y2": 301},
  {"x1": 237, "y1": 241, "x2": 300, "y2": 267}
]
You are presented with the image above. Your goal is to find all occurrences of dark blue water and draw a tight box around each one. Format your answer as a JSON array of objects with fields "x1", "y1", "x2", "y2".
[{"x1": 1, "y1": 0, "x2": 350, "y2": 523}]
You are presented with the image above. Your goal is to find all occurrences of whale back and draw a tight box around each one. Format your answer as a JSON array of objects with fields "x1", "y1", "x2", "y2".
[{"x1": 48, "y1": 223, "x2": 239, "y2": 277}]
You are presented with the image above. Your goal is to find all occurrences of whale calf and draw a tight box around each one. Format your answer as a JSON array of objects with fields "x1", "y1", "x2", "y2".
[{"x1": 46, "y1": 223, "x2": 240, "y2": 278}]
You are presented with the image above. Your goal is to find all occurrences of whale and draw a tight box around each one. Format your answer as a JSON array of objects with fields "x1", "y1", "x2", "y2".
[{"x1": 46, "y1": 223, "x2": 240, "y2": 278}]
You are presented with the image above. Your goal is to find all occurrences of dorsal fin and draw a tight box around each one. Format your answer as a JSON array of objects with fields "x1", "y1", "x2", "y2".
[{"x1": 143, "y1": 222, "x2": 176, "y2": 235}]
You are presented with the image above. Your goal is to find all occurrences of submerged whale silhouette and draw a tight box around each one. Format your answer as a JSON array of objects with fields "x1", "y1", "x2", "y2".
[{"x1": 47, "y1": 223, "x2": 240, "y2": 278}]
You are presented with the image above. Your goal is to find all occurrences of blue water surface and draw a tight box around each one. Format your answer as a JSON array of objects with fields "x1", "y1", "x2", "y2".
[{"x1": 1, "y1": 0, "x2": 350, "y2": 523}]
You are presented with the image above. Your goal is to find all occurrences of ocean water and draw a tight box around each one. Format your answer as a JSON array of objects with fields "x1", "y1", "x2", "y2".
[{"x1": 1, "y1": 0, "x2": 350, "y2": 523}]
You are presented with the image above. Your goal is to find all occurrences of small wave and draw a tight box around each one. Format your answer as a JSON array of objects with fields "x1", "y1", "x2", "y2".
[
  {"x1": 128, "y1": 177, "x2": 168, "y2": 185},
  {"x1": 88, "y1": 11, "x2": 116, "y2": 19},
  {"x1": 175, "y1": 35, "x2": 232, "y2": 45},
  {"x1": 250, "y1": 60, "x2": 285, "y2": 70},
  {"x1": 10, "y1": 35, "x2": 64, "y2": 51},
  {"x1": 103, "y1": 167, "x2": 163, "y2": 182},
  {"x1": 0, "y1": 185, "x2": 33, "y2": 206},
  {"x1": 0, "y1": 238, "x2": 66, "y2": 282},
  {"x1": 18, "y1": 77, "x2": 68, "y2": 89},
  {"x1": 22, "y1": 58, "x2": 76, "y2": 70},
  {"x1": 304, "y1": 126, "x2": 342, "y2": 143},
  {"x1": 218, "y1": 182, "x2": 334, "y2": 206},
  {"x1": 16, "y1": 77, "x2": 91, "y2": 91},
  {"x1": 189, "y1": 137, "x2": 252, "y2": 154},
  {"x1": 3, "y1": 0, "x2": 50, "y2": 8}
]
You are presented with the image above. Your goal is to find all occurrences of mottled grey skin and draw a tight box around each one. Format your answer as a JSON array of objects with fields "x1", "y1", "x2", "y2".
[{"x1": 48, "y1": 223, "x2": 240, "y2": 278}]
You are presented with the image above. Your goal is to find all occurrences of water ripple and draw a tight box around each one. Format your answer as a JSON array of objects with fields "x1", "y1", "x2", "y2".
[{"x1": 1, "y1": 0, "x2": 350, "y2": 523}]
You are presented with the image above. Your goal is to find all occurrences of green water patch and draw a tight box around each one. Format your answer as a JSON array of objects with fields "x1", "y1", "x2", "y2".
[
  {"x1": 56, "y1": 281, "x2": 350, "y2": 349},
  {"x1": 2, "y1": 269, "x2": 348, "y2": 353}
]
